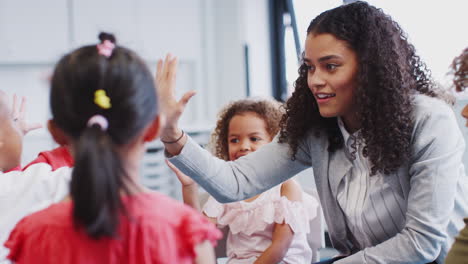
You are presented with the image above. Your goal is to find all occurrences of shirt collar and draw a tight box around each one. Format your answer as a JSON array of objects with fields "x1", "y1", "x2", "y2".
[
  {"x1": 337, "y1": 117, "x2": 352, "y2": 146},
  {"x1": 337, "y1": 117, "x2": 362, "y2": 150}
]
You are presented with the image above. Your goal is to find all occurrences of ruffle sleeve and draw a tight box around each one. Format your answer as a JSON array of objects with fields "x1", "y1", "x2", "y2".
[
  {"x1": 179, "y1": 208, "x2": 222, "y2": 258},
  {"x1": 207, "y1": 192, "x2": 319, "y2": 236},
  {"x1": 202, "y1": 196, "x2": 226, "y2": 227}
]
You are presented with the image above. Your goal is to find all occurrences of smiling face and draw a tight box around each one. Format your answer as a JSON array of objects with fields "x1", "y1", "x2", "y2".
[
  {"x1": 304, "y1": 33, "x2": 360, "y2": 130},
  {"x1": 227, "y1": 112, "x2": 272, "y2": 161}
]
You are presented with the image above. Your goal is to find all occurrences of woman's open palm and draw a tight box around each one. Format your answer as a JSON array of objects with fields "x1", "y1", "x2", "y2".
[{"x1": 155, "y1": 54, "x2": 196, "y2": 132}]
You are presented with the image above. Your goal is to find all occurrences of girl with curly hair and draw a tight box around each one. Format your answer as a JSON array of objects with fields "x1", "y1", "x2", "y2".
[
  {"x1": 158, "y1": 2, "x2": 468, "y2": 263},
  {"x1": 167, "y1": 99, "x2": 319, "y2": 263}
]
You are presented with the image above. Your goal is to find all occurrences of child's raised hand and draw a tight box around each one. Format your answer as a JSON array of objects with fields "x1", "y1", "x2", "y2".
[
  {"x1": 165, "y1": 159, "x2": 195, "y2": 187},
  {"x1": 166, "y1": 159, "x2": 203, "y2": 212},
  {"x1": 156, "y1": 54, "x2": 196, "y2": 138},
  {"x1": 12, "y1": 94, "x2": 42, "y2": 136}
]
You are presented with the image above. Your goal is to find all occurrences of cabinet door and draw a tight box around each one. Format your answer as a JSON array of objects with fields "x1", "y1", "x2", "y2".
[{"x1": 0, "y1": 0, "x2": 69, "y2": 63}]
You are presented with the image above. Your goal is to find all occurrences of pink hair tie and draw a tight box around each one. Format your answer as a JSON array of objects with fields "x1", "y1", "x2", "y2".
[
  {"x1": 87, "y1": 115, "x2": 109, "y2": 131},
  {"x1": 97, "y1": 40, "x2": 115, "y2": 57}
]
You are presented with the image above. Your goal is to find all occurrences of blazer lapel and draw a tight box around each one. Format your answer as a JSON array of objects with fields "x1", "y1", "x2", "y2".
[
  {"x1": 311, "y1": 136, "x2": 354, "y2": 253},
  {"x1": 328, "y1": 149, "x2": 353, "y2": 200}
]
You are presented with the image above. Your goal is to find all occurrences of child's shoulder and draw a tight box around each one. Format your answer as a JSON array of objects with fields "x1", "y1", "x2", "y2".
[
  {"x1": 22, "y1": 146, "x2": 73, "y2": 171},
  {"x1": 16, "y1": 192, "x2": 199, "y2": 234},
  {"x1": 280, "y1": 179, "x2": 303, "y2": 202},
  {"x1": 9, "y1": 201, "x2": 73, "y2": 238}
]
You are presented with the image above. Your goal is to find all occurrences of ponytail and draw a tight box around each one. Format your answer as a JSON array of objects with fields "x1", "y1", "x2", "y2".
[
  {"x1": 51, "y1": 32, "x2": 158, "y2": 238},
  {"x1": 71, "y1": 125, "x2": 127, "y2": 238}
]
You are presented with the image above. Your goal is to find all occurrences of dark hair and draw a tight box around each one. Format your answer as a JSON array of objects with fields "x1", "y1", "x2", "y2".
[
  {"x1": 211, "y1": 99, "x2": 283, "y2": 161},
  {"x1": 278, "y1": 1, "x2": 442, "y2": 175},
  {"x1": 50, "y1": 33, "x2": 158, "y2": 238},
  {"x1": 452, "y1": 48, "x2": 468, "y2": 92}
]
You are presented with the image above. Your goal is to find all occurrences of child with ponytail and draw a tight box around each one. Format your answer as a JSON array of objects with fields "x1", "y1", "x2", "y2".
[{"x1": 4, "y1": 33, "x2": 220, "y2": 264}]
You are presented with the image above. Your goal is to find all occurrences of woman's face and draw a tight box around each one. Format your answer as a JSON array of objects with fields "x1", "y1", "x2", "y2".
[
  {"x1": 227, "y1": 112, "x2": 272, "y2": 161},
  {"x1": 304, "y1": 33, "x2": 359, "y2": 128}
]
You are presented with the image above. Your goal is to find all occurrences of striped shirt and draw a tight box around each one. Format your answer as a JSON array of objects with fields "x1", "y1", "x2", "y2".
[{"x1": 336, "y1": 118, "x2": 407, "y2": 249}]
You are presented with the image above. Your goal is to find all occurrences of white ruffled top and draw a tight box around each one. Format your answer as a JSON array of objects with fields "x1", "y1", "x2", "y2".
[{"x1": 203, "y1": 183, "x2": 319, "y2": 264}]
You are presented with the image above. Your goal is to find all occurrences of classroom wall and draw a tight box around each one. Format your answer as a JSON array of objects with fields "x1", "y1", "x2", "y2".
[
  {"x1": 0, "y1": 0, "x2": 272, "y2": 160},
  {"x1": 0, "y1": 0, "x2": 274, "y2": 198}
]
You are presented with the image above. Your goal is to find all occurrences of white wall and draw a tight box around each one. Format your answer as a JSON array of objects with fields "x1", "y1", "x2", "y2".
[
  {"x1": 0, "y1": 0, "x2": 273, "y2": 198},
  {"x1": 241, "y1": 0, "x2": 273, "y2": 98},
  {"x1": 202, "y1": 0, "x2": 274, "y2": 119},
  {"x1": 365, "y1": 0, "x2": 467, "y2": 88}
]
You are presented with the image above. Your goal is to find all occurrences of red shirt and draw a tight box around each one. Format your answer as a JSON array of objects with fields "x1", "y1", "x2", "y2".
[
  {"x1": 22, "y1": 146, "x2": 74, "y2": 171},
  {"x1": 6, "y1": 192, "x2": 221, "y2": 264},
  {"x1": 4, "y1": 146, "x2": 73, "y2": 173}
]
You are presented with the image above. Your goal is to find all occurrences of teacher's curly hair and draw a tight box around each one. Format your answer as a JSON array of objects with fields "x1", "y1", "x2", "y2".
[
  {"x1": 452, "y1": 48, "x2": 468, "y2": 92},
  {"x1": 278, "y1": 1, "x2": 445, "y2": 175}
]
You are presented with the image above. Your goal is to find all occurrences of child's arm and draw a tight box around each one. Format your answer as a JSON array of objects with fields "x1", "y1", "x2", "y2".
[
  {"x1": 166, "y1": 160, "x2": 217, "y2": 224},
  {"x1": 166, "y1": 159, "x2": 201, "y2": 211},
  {"x1": 194, "y1": 240, "x2": 216, "y2": 264},
  {"x1": 254, "y1": 180, "x2": 302, "y2": 264}
]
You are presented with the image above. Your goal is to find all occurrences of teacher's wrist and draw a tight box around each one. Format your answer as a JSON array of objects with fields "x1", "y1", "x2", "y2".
[
  {"x1": 160, "y1": 127, "x2": 183, "y2": 142},
  {"x1": 162, "y1": 127, "x2": 188, "y2": 156}
]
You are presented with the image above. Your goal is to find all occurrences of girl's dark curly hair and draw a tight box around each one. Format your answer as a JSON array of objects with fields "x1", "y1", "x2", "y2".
[
  {"x1": 211, "y1": 99, "x2": 284, "y2": 161},
  {"x1": 278, "y1": 1, "x2": 441, "y2": 175},
  {"x1": 452, "y1": 48, "x2": 468, "y2": 92}
]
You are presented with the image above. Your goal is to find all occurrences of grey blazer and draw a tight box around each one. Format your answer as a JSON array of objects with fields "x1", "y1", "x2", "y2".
[{"x1": 168, "y1": 94, "x2": 468, "y2": 263}]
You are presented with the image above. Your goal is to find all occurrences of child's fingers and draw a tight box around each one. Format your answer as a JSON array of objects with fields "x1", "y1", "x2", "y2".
[
  {"x1": 12, "y1": 94, "x2": 19, "y2": 118},
  {"x1": 165, "y1": 159, "x2": 181, "y2": 173},
  {"x1": 26, "y1": 123, "x2": 43, "y2": 132},
  {"x1": 165, "y1": 159, "x2": 193, "y2": 184},
  {"x1": 165, "y1": 159, "x2": 175, "y2": 169},
  {"x1": 18, "y1": 96, "x2": 26, "y2": 119},
  {"x1": 166, "y1": 159, "x2": 182, "y2": 174}
]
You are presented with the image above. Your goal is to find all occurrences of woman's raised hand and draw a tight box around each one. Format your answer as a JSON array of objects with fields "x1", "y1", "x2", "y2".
[{"x1": 156, "y1": 54, "x2": 196, "y2": 142}]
